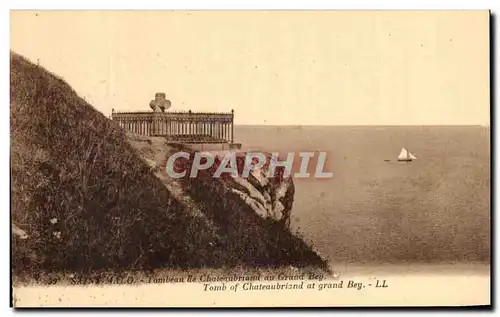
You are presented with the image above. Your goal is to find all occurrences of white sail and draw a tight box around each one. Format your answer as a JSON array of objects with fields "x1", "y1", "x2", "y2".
[
  {"x1": 398, "y1": 148, "x2": 409, "y2": 160},
  {"x1": 398, "y1": 147, "x2": 417, "y2": 161}
]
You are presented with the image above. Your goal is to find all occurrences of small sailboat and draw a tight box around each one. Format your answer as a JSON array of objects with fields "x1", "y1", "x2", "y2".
[{"x1": 397, "y1": 148, "x2": 417, "y2": 162}]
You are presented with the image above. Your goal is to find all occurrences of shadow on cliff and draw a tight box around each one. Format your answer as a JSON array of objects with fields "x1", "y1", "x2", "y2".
[{"x1": 10, "y1": 51, "x2": 328, "y2": 278}]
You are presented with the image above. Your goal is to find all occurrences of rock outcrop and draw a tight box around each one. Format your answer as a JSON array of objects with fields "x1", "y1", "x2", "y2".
[
  {"x1": 127, "y1": 135, "x2": 295, "y2": 229},
  {"x1": 230, "y1": 163, "x2": 294, "y2": 229}
]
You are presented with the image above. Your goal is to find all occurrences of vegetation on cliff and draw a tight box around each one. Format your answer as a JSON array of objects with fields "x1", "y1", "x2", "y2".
[{"x1": 10, "y1": 52, "x2": 328, "y2": 279}]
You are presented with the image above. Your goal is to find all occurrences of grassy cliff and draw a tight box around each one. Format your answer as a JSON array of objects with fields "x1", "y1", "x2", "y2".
[{"x1": 10, "y1": 52, "x2": 328, "y2": 278}]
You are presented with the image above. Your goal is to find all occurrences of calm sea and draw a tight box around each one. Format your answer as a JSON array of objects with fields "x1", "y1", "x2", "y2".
[{"x1": 234, "y1": 125, "x2": 491, "y2": 265}]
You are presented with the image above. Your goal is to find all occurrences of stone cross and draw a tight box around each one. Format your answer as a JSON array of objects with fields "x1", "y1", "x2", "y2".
[{"x1": 149, "y1": 92, "x2": 171, "y2": 112}]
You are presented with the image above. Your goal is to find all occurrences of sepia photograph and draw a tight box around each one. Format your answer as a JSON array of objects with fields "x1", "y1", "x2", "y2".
[{"x1": 10, "y1": 10, "x2": 491, "y2": 307}]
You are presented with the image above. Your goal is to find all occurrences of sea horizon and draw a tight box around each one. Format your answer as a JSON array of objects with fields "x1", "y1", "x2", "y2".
[{"x1": 234, "y1": 125, "x2": 490, "y2": 265}]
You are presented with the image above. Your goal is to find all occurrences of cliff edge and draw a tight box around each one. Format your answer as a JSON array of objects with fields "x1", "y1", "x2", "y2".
[{"x1": 127, "y1": 134, "x2": 295, "y2": 228}]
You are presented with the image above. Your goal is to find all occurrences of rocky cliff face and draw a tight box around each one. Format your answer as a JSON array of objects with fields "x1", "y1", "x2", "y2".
[
  {"x1": 224, "y1": 153, "x2": 294, "y2": 229},
  {"x1": 231, "y1": 164, "x2": 294, "y2": 229},
  {"x1": 127, "y1": 135, "x2": 295, "y2": 229}
]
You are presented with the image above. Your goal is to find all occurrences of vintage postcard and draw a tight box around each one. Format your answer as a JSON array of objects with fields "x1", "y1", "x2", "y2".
[{"x1": 10, "y1": 10, "x2": 491, "y2": 307}]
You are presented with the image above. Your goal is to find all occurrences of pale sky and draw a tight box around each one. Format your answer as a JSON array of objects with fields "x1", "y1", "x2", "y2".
[{"x1": 10, "y1": 10, "x2": 490, "y2": 125}]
